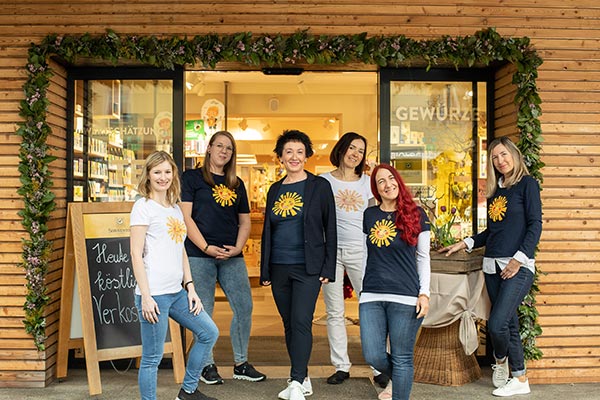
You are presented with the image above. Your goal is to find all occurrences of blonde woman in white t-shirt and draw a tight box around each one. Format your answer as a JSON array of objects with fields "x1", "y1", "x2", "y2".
[
  {"x1": 130, "y1": 151, "x2": 219, "y2": 400},
  {"x1": 320, "y1": 132, "x2": 389, "y2": 390}
]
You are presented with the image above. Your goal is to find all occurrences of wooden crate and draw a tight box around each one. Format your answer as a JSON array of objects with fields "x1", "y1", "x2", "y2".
[{"x1": 430, "y1": 247, "x2": 484, "y2": 274}]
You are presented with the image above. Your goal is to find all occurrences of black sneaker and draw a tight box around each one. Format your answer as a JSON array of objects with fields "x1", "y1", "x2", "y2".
[
  {"x1": 200, "y1": 364, "x2": 224, "y2": 385},
  {"x1": 327, "y1": 370, "x2": 350, "y2": 384},
  {"x1": 176, "y1": 388, "x2": 217, "y2": 400},
  {"x1": 233, "y1": 361, "x2": 267, "y2": 382},
  {"x1": 373, "y1": 373, "x2": 390, "y2": 388}
]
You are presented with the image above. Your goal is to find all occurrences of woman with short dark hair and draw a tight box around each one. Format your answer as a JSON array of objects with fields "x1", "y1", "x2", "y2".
[{"x1": 261, "y1": 129, "x2": 337, "y2": 400}]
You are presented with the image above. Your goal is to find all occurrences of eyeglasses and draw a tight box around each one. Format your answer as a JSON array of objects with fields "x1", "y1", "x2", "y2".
[{"x1": 212, "y1": 143, "x2": 234, "y2": 153}]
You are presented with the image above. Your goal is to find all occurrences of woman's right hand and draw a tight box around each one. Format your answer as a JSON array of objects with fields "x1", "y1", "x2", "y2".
[
  {"x1": 438, "y1": 240, "x2": 467, "y2": 256},
  {"x1": 141, "y1": 295, "x2": 160, "y2": 324}
]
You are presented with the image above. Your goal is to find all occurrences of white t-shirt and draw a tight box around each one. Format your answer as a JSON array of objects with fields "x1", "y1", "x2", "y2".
[
  {"x1": 320, "y1": 172, "x2": 373, "y2": 248},
  {"x1": 130, "y1": 198, "x2": 187, "y2": 296}
]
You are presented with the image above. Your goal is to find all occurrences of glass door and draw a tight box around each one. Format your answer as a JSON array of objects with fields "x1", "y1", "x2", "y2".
[{"x1": 67, "y1": 67, "x2": 183, "y2": 202}]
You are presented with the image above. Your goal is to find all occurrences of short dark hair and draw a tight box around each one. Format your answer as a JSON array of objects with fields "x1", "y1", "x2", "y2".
[
  {"x1": 329, "y1": 131, "x2": 367, "y2": 176},
  {"x1": 273, "y1": 129, "x2": 314, "y2": 158}
]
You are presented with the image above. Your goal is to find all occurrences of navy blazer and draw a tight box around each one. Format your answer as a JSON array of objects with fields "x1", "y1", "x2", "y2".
[{"x1": 260, "y1": 171, "x2": 337, "y2": 283}]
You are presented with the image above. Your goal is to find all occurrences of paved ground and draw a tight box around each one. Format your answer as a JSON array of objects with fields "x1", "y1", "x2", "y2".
[{"x1": 1, "y1": 366, "x2": 600, "y2": 400}]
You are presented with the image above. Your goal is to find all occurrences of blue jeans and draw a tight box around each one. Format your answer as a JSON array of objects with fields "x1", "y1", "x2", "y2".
[
  {"x1": 135, "y1": 290, "x2": 219, "y2": 400},
  {"x1": 360, "y1": 301, "x2": 423, "y2": 400},
  {"x1": 189, "y1": 256, "x2": 253, "y2": 365},
  {"x1": 485, "y1": 266, "x2": 534, "y2": 377}
]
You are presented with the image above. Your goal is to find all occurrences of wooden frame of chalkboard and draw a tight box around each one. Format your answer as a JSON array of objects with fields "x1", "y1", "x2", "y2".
[{"x1": 56, "y1": 202, "x2": 185, "y2": 395}]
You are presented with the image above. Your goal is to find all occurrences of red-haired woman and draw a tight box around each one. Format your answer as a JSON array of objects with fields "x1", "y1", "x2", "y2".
[{"x1": 359, "y1": 164, "x2": 431, "y2": 400}]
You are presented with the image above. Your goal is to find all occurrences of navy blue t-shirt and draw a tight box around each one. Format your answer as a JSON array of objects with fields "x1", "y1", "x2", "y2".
[
  {"x1": 361, "y1": 206, "x2": 429, "y2": 297},
  {"x1": 472, "y1": 175, "x2": 542, "y2": 259},
  {"x1": 181, "y1": 168, "x2": 250, "y2": 258},
  {"x1": 270, "y1": 180, "x2": 306, "y2": 265}
]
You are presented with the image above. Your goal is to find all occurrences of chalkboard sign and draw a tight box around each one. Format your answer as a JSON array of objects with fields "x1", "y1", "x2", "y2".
[
  {"x1": 83, "y1": 212, "x2": 140, "y2": 350},
  {"x1": 57, "y1": 202, "x2": 184, "y2": 396}
]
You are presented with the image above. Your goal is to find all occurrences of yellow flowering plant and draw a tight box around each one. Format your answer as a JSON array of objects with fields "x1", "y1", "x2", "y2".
[{"x1": 428, "y1": 205, "x2": 460, "y2": 250}]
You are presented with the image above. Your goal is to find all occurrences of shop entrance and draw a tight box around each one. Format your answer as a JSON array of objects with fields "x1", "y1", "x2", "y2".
[
  {"x1": 183, "y1": 70, "x2": 379, "y2": 283},
  {"x1": 183, "y1": 70, "x2": 378, "y2": 366}
]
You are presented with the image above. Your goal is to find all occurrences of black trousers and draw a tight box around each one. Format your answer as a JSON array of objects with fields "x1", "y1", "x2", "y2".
[{"x1": 270, "y1": 263, "x2": 322, "y2": 383}]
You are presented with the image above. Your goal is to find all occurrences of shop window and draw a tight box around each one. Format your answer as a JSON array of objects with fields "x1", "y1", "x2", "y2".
[
  {"x1": 380, "y1": 69, "x2": 492, "y2": 236},
  {"x1": 68, "y1": 68, "x2": 182, "y2": 202}
]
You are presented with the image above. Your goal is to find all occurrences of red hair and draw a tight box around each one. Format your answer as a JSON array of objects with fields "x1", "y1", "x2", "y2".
[{"x1": 370, "y1": 164, "x2": 422, "y2": 246}]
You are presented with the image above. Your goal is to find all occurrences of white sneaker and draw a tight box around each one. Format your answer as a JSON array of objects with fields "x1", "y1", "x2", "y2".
[
  {"x1": 492, "y1": 359, "x2": 510, "y2": 388},
  {"x1": 288, "y1": 380, "x2": 306, "y2": 400},
  {"x1": 492, "y1": 378, "x2": 531, "y2": 397},
  {"x1": 278, "y1": 377, "x2": 313, "y2": 399},
  {"x1": 378, "y1": 381, "x2": 392, "y2": 400}
]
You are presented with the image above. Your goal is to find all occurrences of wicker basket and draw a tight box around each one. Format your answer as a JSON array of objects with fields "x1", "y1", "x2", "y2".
[{"x1": 414, "y1": 319, "x2": 482, "y2": 386}]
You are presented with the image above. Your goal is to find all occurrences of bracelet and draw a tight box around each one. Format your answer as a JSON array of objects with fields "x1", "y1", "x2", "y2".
[
  {"x1": 203, "y1": 243, "x2": 209, "y2": 253},
  {"x1": 184, "y1": 280, "x2": 194, "y2": 290}
]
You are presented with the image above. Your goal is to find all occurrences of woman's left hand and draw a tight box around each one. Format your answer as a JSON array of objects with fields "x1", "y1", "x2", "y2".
[
  {"x1": 416, "y1": 295, "x2": 429, "y2": 319},
  {"x1": 501, "y1": 258, "x2": 522, "y2": 280},
  {"x1": 187, "y1": 288, "x2": 203, "y2": 315},
  {"x1": 217, "y1": 245, "x2": 242, "y2": 259},
  {"x1": 319, "y1": 277, "x2": 330, "y2": 284}
]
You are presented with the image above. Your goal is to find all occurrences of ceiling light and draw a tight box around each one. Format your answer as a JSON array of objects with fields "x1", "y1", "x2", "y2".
[{"x1": 262, "y1": 67, "x2": 304, "y2": 75}]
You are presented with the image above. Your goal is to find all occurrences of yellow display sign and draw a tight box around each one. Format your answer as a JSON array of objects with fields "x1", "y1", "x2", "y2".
[{"x1": 83, "y1": 213, "x2": 130, "y2": 239}]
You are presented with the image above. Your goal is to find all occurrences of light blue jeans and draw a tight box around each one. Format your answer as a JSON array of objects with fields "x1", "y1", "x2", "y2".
[
  {"x1": 189, "y1": 256, "x2": 253, "y2": 366},
  {"x1": 135, "y1": 289, "x2": 219, "y2": 400},
  {"x1": 360, "y1": 301, "x2": 423, "y2": 400}
]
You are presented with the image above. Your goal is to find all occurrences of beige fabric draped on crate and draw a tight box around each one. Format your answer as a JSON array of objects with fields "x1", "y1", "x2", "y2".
[{"x1": 413, "y1": 264, "x2": 491, "y2": 386}]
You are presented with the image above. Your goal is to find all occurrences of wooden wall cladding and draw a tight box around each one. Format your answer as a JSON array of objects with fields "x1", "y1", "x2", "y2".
[{"x1": 0, "y1": 0, "x2": 599, "y2": 386}]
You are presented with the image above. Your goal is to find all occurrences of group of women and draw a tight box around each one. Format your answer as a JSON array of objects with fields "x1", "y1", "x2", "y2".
[{"x1": 130, "y1": 127, "x2": 542, "y2": 400}]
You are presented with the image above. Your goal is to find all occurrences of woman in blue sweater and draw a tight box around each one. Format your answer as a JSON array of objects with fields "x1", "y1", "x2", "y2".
[
  {"x1": 441, "y1": 137, "x2": 542, "y2": 397},
  {"x1": 360, "y1": 164, "x2": 431, "y2": 400}
]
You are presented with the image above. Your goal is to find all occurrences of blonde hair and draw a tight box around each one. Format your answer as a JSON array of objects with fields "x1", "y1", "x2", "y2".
[
  {"x1": 137, "y1": 151, "x2": 181, "y2": 206},
  {"x1": 201, "y1": 131, "x2": 240, "y2": 189},
  {"x1": 486, "y1": 136, "x2": 529, "y2": 197}
]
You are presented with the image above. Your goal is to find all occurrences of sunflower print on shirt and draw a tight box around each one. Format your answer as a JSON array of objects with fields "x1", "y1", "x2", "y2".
[
  {"x1": 488, "y1": 195, "x2": 508, "y2": 222},
  {"x1": 335, "y1": 189, "x2": 364, "y2": 212},
  {"x1": 212, "y1": 184, "x2": 237, "y2": 207},
  {"x1": 272, "y1": 192, "x2": 303, "y2": 218},
  {"x1": 167, "y1": 216, "x2": 186, "y2": 243},
  {"x1": 369, "y1": 219, "x2": 397, "y2": 247}
]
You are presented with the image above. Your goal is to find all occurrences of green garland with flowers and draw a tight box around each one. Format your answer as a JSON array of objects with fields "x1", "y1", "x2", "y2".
[{"x1": 18, "y1": 27, "x2": 544, "y2": 355}]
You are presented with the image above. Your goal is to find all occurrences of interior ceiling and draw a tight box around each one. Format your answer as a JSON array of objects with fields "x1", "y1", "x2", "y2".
[{"x1": 186, "y1": 70, "x2": 378, "y2": 95}]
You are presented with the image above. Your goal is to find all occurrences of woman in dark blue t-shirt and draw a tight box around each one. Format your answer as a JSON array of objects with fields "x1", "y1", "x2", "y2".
[
  {"x1": 360, "y1": 163, "x2": 431, "y2": 400},
  {"x1": 181, "y1": 130, "x2": 266, "y2": 385},
  {"x1": 441, "y1": 137, "x2": 542, "y2": 397},
  {"x1": 260, "y1": 129, "x2": 337, "y2": 400}
]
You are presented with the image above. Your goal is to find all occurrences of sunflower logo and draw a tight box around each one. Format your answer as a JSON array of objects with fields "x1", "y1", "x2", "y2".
[
  {"x1": 488, "y1": 196, "x2": 508, "y2": 222},
  {"x1": 167, "y1": 216, "x2": 186, "y2": 243},
  {"x1": 212, "y1": 184, "x2": 237, "y2": 207},
  {"x1": 335, "y1": 189, "x2": 364, "y2": 212},
  {"x1": 369, "y1": 219, "x2": 397, "y2": 247},
  {"x1": 273, "y1": 192, "x2": 304, "y2": 218}
]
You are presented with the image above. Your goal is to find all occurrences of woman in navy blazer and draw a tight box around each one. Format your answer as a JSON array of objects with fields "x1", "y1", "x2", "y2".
[{"x1": 260, "y1": 129, "x2": 337, "y2": 400}]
